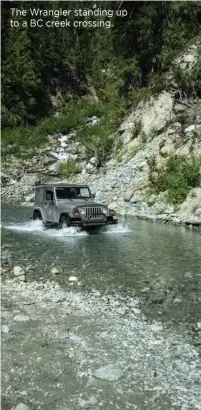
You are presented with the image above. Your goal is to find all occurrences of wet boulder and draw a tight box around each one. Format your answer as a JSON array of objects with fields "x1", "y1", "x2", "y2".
[
  {"x1": 13, "y1": 266, "x2": 25, "y2": 277},
  {"x1": 13, "y1": 266, "x2": 26, "y2": 281}
]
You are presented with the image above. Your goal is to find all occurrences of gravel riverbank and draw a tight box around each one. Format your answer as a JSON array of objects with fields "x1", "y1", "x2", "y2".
[{"x1": 1, "y1": 277, "x2": 201, "y2": 410}]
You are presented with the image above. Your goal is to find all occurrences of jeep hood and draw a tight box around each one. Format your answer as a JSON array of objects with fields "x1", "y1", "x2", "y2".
[{"x1": 57, "y1": 200, "x2": 106, "y2": 211}]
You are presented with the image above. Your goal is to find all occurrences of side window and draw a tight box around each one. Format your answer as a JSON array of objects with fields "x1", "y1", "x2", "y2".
[
  {"x1": 35, "y1": 188, "x2": 43, "y2": 204},
  {"x1": 46, "y1": 190, "x2": 53, "y2": 201}
]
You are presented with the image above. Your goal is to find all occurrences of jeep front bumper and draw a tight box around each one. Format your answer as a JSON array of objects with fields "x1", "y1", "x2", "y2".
[{"x1": 70, "y1": 215, "x2": 118, "y2": 227}]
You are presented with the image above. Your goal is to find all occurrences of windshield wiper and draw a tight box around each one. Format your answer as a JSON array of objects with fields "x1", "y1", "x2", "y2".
[
  {"x1": 57, "y1": 198, "x2": 73, "y2": 201},
  {"x1": 76, "y1": 196, "x2": 91, "y2": 200}
]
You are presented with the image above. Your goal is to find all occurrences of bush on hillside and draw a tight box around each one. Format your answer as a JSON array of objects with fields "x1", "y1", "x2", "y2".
[
  {"x1": 59, "y1": 160, "x2": 79, "y2": 179},
  {"x1": 148, "y1": 155, "x2": 201, "y2": 204}
]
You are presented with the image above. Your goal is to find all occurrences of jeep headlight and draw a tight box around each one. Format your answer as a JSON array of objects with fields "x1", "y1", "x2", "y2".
[
  {"x1": 78, "y1": 207, "x2": 86, "y2": 216},
  {"x1": 101, "y1": 207, "x2": 108, "y2": 215}
]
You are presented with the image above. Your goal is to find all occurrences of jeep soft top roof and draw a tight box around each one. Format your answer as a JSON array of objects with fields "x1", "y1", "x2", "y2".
[{"x1": 34, "y1": 183, "x2": 90, "y2": 189}]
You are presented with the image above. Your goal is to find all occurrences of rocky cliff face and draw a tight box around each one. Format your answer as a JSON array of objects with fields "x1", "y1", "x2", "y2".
[{"x1": 1, "y1": 39, "x2": 201, "y2": 227}]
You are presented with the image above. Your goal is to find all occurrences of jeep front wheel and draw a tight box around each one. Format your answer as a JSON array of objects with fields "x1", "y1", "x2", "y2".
[{"x1": 59, "y1": 215, "x2": 71, "y2": 229}]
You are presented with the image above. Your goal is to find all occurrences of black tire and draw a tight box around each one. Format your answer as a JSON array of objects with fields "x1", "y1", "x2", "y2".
[
  {"x1": 33, "y1": 211, "x2": 42, "y2": 221},
  {"x1": 59, "y1": 214, "x2": 71, "y2": 229}
]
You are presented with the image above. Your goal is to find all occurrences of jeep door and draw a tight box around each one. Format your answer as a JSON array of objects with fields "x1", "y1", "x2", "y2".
[{"x1": 44, "y1": 189, "x2": 56, "y2": 222}]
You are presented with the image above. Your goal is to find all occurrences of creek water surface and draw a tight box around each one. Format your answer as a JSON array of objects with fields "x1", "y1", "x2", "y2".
[
  {"x1": 2, "y1": 203, "x2": 201, "y2": 321},
  {"x1": 1, "y1": 203, "x2": 201, "y2": 410}
]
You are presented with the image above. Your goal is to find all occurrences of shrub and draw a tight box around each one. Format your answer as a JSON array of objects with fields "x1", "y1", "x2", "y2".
[
  {"x1": 148, "y1": 154, "x2": 201, "y2": 204},
  {"x1": 128, "y1": 87, "x2": 151, "y2": 110},
  {"x1": 146, "y1": 72, "x2": 167, "y2": 95},
  {"x1": 116, "y1": 150, "x2": 125, "y2": 162},
  {"x1": 76, "y1": 108, "x2": 115, "y2": 165},
  {"x1": 131, "y1": 120, "x2": 143, "y2": 139},
  {"x1": 194, "y1": 129, "x2": 201, "y2": 141},
  {"x1": 59, "y1": 160, "x2": 79, "y2": 179},
  {"x1": 141, "y1": 131, "x2": 147, "y2": 143},
  {"x1": 173, "y1": 67, "x2": 194, "y2": 89},
  {"x1": 159, "y1": 140, "x2": 165, "y2": 150},
  {"x1": 149, "y1": 127, "x2": 158, "y2": 140}
]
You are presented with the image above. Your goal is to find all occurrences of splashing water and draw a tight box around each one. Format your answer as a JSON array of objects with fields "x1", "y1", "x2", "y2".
[
  {"x1": 103, "y1": 223, "x2": 133, "y2": 234},
  {"x1": 4, "y1": 219, "x2": 133, "y2": 239},
  {"x1": 4, "y1": 220, "x2": 87, "y2": 238}
]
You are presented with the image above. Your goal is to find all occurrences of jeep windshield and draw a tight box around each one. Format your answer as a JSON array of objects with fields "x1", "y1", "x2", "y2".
[{"x1": 55, "y1": 186, "x2": 92, "y2": 200}]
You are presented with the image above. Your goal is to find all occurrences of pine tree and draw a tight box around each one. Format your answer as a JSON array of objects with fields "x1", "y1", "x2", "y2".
[{"x1": 2, "y1": 21, "x2": 42, "y2": 127}]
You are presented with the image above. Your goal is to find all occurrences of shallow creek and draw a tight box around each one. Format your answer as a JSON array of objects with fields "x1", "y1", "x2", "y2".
[{"x1": 1, "y1": 204, "x2": 201, "y2": 410}]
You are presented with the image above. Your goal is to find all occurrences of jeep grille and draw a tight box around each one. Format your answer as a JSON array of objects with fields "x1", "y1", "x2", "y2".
[{"x1": 86, "y1": 207, "x2": 103, "y2": 220}]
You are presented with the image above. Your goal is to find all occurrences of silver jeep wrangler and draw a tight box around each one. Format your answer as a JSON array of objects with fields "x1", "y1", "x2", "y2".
[{"x1": 32, "y1": 183, "x2": 118, "y2": 229}]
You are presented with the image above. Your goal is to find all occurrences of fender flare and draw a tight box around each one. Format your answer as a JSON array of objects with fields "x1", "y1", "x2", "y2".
[
  {"x1": 59, "y1": 212, "x2": 71, "y2": 223},
  {"x1": 33, "y1": 207, "x2": 45, "y2": 222}
]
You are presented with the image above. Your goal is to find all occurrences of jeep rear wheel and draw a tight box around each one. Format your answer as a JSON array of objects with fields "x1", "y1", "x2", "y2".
[
  {"x1": 33, "y1": 210, "x2": 42, "y2": 221},
  {"x1": 59, "y1": 215, "x2": 71, "y2": 229}
]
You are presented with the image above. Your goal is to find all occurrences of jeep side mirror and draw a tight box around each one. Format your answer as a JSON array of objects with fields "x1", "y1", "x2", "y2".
[{"x1": 92, "y1": 193, "x2": 95, "y2": 199}]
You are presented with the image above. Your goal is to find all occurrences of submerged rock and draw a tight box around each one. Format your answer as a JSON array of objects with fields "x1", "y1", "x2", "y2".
[
  {"x1": 14, "y1": 314, "x2": 30, "y2": 322},
  {"x1": 93, "y1": 363, "x2": 124, "y2": 381},
  {"x1": 78, "y1": 395, "x2": 97, "y2": 408},
  {"x1": 69, "y1": 276, "x2": 78, "y2": 282},
  {"x1": 13, "y1": 266, "x2": 25, "y2": 277},
  {"x1": 18, "y1": 275, "x2": 26, "y2": 282},
  {"x1": 196, "y1": 322, "x2": 201, "y2": 331},
  {"x1": 150, "y1": 322, "x2": 164, "y2": 332},
  {"x1": 151, "y1": 291, "x2": 166, "y2": 304},
  {"x1": 51, "y1": 267, "x2": 60, "y2": 275}
]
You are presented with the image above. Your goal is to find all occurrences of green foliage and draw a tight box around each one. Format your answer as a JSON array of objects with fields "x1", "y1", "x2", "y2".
[
  {"x1": 148, "y1": 155, "x2": 201, "y2": 204},
  {"x1": 131, "y1": 120, "x2": 143, "y2": 139},
  {"x1": 173, "y1": 48, "x2": 201, "y2": 98},
  {"x1": 116, "y1": 150, "x2": 125, "y2": 163},
  {"x1": 131, "y1": 120, "x2": 148, "y2": 142},
  {"x1": 2, "y1": 0, "x2": 201, "y2": 154},
  {"x1": 141, "y1": 131, "x2": 148, "y2": 143},
  {"x1": 59, "y1": 160, "x2": 79, "y2": 179},
  {"x1": 174, "y1": 67, "x2": 194, "y2": 89},
  {"x1": 1, "y1": 101, "x2": 106, "y2": 156},
  {"x1": 2, "y1": 21, "x2": 46, "y2": 128},
  {"x1": 159, "y1": 140, "x2": 165, "y2": 150},
  {"x1": 146, "y1": 72, "x2": 167, "y2": 95},
  {"x1": 131, "y1": 88, "x2": 151, "y2": 108},
  {"x1": 194, "y1": 129, "x2": 201, "y2": 141},
  {"x1": 117, "y1": 58, "x2": 140, "y2": 97},
  {"x1": 149, "y1": 127, "x2": 158, "y2": 141},
  {"x1": 77, "y1": 120, "x2": 115, "y2": 165},
  {"x1": 147, "y1": 155, "x2": 158, "y2": 184}
]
